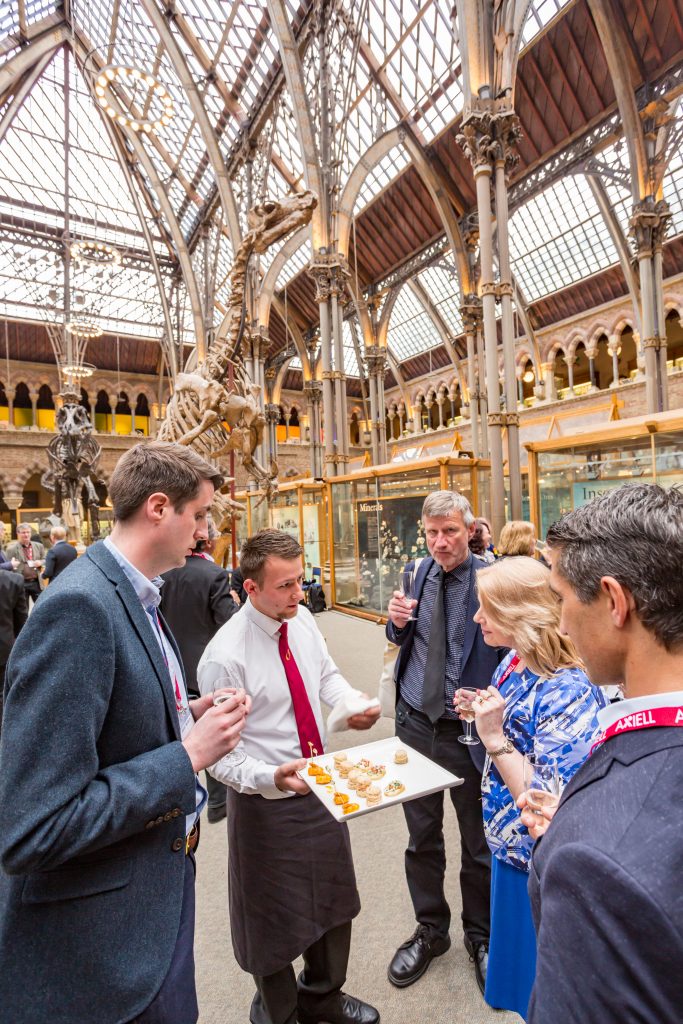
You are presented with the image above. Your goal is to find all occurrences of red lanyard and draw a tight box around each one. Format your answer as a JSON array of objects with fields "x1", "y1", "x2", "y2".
[
  {"x1": 495, "y1": 654, "x2": 521, "y2": 690},
  {"x1": 591, "y1": 705, "x2": 683, "y2": 754},
  {"x1": 150, "y1": 606, "x2": 185, "y2": 713}
]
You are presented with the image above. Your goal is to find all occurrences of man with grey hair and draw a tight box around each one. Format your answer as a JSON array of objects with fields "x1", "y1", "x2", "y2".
[
  {"x1": 386, "y1": 490, "x2": 505, "y2": 995},
  {"x1": 42, "y1": 525, "x2": 77, "y2": 583},
  {"x1": 518, "y1": 483, "x2": 683, "y2": 1022}
]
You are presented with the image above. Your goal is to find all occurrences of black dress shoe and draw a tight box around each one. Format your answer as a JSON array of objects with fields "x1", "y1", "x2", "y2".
[
  {"x1": 464, "y1": 937, "x2": 489, "y2": 996},
  {"x1": 387, "y1": 925, "x2": 451, "y2": 988},
  {"x1": 298, "y1": 992, "x2": 379, "y2": 1024},
  {"x1": 206, "y1": 804, "x2": 227, "y2": 824}
]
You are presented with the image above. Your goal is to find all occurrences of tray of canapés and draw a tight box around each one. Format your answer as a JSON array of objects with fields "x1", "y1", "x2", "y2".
[{"x1": 300, "y1": 735, "x2": 464, "y2": 822}]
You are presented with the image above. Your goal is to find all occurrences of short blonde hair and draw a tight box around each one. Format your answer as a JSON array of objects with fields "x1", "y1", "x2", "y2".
[
  {"x1": 497, "y1": 520, "x2": 535, "y2": 557},
  {"x1": 476, "y1": 556, "x2": 582, "y2": 678}
]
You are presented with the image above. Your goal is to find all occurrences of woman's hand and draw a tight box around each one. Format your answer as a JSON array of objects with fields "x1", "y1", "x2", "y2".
[
  {"x1": 517, "y1": 792, "x2": 556, "y2": 840},
  {"x1": 455, "y1": 685, "x2": 506, "y2": 749}
]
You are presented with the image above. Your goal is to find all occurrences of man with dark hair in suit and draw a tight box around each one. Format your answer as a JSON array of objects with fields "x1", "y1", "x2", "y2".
[
  {"x1": 521, "y1": 483, "x2": 683, "y2": 1023},
  {"x1": 0, "y1": 440, "x2": 249, "y2": 1024},
  {"x1": 0, "y1": 568, "x2": 27, "y2": 732},
  {"x1": 161, "y1": 538, "x2": 237, "y2": 823},
  {"x1": 386, "y1": 491, "x2": 505, "y2": 996},
  {"x1": 41, "y1": 525, "x2": 78, "y2": 582}
]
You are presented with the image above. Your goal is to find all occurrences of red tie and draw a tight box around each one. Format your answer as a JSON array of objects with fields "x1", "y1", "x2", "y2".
[{"x1": 278, "y1": 621, "x2": 324, "y2": 758}]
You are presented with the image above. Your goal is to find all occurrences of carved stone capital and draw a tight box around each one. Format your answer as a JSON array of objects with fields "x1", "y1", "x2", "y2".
[
  {"x1": 364, "y1": 344, "x2": 388, "y2": 376},
  {"x1": 487, "y1": 412, "x2": 506, "y2": 427},
  {"x1": 480, "y1": 281, "x2": 497, "y2": 297},
  {"x1": 505, "y1": 411, "x2": 520, "y2": 427},
  {"x1": 264, "y1": 367, "x2": 277, "y2": 381},
  {"x1": 308, "y1": 252, "x2": 351, "y2": 303},
  {"x1": 460, "y1": 293, "x2": 483, "y2": 335},
  {"x1": 457, "y1": 106, "x2": 521, "y2": 173},
  {"x1": 303, "y1": 379, "x2": 323, "y2": 403},
  {"x1": 497, "y1": 282, "x2": 513, "y2": 298},
  {"x1": 629, "y1": 198, "x2": 672, "y2": 258},
  {"x1": 264, "y1": 403, "x2": 280, "y2": 425},
  {"x1": 641, "y1": 335, "x2": 661, "y2": 350}
]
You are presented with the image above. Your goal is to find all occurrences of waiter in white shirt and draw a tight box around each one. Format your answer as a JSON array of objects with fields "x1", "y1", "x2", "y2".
[{"x1": 198, "y1": 528, "x2": 381, "y2": 1024}]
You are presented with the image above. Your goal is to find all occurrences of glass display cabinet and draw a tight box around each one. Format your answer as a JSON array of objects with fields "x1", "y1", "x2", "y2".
[
  {"x1": 526, "y1": 410, "x2": 683, "y2": 539},
  {"x1": 233, "y1": 479, "x2": 328, "y2": 578},
  {"x1": 328, "y1": 454, "x2": 492, "y2": 619}
]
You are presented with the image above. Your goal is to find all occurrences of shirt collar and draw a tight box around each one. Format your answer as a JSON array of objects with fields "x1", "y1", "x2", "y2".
[
  {"x1": 243, "y1": 596, "x2": 292, "y2": 638},
  {"x1": 597, "y1": 689, "x2": 683, "y2": 730},
  {"x1": 429, "y1": 552, "x2": 472, "y2": 581},
  {"x1": 104, "y1": 536, "x2": 163, "y2": 610}
]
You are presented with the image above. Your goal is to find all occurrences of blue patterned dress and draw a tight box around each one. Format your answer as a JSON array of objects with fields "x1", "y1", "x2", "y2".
[{"x1": 482, "y1": 651, "x2": 606, "y2": 1020}]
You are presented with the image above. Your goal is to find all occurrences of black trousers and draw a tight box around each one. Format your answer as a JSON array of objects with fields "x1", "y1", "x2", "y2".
[
  {"x1": 250, "y1": 921, "x2": 352, "y2": 1024},
  {"x1": 130, "y1": 854, "x2": 198, "y2": 1024},
  {"x1": 396, "y1": 698, "x2": 491, "y2": 946}
]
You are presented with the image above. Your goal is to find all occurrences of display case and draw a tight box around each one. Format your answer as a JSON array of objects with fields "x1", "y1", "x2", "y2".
[
  {"x1": 235, "y1": 480, "x2": 328, "y2": 578},
  {"x1": 328, "y1": 455, "x2": 492, "y2": 619},
  {"x1": 526, "y1": 410, "x2": 683, "y2": 539}
]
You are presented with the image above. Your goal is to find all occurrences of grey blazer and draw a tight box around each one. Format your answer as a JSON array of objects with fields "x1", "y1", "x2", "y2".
[
  {"x1": 0, "y1": 541, "x2": 198, "y2": 1024},
  {"x1": 528, "y1": 725, "x2": 683, "y2": 1023}
]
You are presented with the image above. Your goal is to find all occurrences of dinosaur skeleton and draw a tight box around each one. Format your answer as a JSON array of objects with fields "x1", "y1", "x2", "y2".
[
  {"x1": 158, "y1": 192, "x2": 318, "y2": 509},
  {"x1": 42, "y1": 397, "x2": 103, "y2": 542}
]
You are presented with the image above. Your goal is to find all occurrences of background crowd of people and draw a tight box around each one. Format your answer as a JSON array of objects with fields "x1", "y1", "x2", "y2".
[{"x1": 0, "y1": 448, "x2": 681, "y2": 1024}]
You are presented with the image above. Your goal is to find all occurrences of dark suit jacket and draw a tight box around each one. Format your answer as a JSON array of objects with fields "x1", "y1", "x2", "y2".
[
  {"x1": 0, "y1": 571, "x2": 27, "y2": 666},
  {"x1": 0, "y1": 541, "x2": 197, "y2": 1024},
  {"x1": 42, "y1": 540, "x2": 78, "y2": 581},
  {"x1": 387, "y1": 555, "x2": 506, "y2": 771},
  {"x1": 161, "y1": 554, "x2": 236, "y2": 694},
  {"x1": 528, "y1": 726, "x2": 683, "y2": 1023}
]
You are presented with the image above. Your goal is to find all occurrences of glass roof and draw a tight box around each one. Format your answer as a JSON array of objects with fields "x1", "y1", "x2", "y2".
[
  {"x1": 509, "y1": 174, "x2": 620, "y2": 303},
  {"x1": 386, "y1": 283, "x2": 444, "y2": 361}
]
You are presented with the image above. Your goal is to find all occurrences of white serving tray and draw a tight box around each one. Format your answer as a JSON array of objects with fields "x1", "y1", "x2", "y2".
[{"x1": 299, "y1": 735, "x2": 463, "y2": 822}]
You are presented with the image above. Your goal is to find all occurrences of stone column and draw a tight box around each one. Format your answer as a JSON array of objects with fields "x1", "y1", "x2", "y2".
[
  {"x1": 608, "y1": 336, "x2": 620, "y2": 388},
  {"x1": 304, "y1": 379, "x2": 323, "y2": 478},
  {"x1": 629, "y1": 199, "x2": 671, "y2": 413},
  {"x1": 264, "y1": 402, "x2": 280, "y2": 466},
  {"x1": 494, "y1": 115, "x2": 523, "y2": 519},
  {"x1": 365, "y1": 345, "x2": 388, "y2": 464},
  {"x1": 308, "y1": 261, "x2": 337, "y2": 476},
  {"x1": 587, "y1": 350, "x2": 598, "y2": 392},
  {"x1": 541, "y1": 362, "x2": 557, "y2": 402},
  {"x1": 565, "y1": 355, "x2": 576, "y2": 396},
  {"x1": 458, "y1": 112, "x2": 505, "y2": 535},
  {"x1": 109, "y1": 393, "x2": 118, "y2": 435},
  {"x1": 461, "y1": 295, "x2": 482, "y2": 459},
  {"x1": 30, "y1": 391, "x2": 38, "y2": 428}
]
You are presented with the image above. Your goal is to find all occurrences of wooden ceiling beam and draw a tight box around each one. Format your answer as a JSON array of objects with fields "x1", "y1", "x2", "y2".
[
  {"x1": 561, "y1": 19, "x2": 605, "y2": 110},
  {"x1": 632, "y1": 0, "x2": 663, "y2": 65},
  {"x1": 516, "y1": 73, "x2": 557, "y2": 150},
  {"x1": 527, "y1": 51, "x2": 570, "y2": 136},
  {"x1": 666, "y1": 0, "x2": 683, "y2": 46},
  {"x1": 602, "y1": 0, "x2": 648, "y2": 82},
  {"x1": 544, "y1": 34, "x2": 589, "y2": 123}
]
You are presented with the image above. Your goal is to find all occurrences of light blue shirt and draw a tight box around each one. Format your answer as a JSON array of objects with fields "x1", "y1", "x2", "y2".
[{"x1": 104, "y1": 537, "x2": 207, "y2": 832}]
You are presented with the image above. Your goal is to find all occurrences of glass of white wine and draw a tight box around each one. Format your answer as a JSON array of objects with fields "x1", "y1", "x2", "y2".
[
  {"x1": 399, "y1": 567, "x2": 417, "y2": 621},
  {"x1": 213, "y1": 688, "x2": 248, "y2": 766},
  {"x1": 523, "y1": 754, "x2": 561, "y2": 815},
  {"x1": 456, "y1": 687, "x2": 480, "y2": 746}
]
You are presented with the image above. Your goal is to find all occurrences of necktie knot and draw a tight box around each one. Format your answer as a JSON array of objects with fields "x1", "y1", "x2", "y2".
[{"x1": 279, "y1": 621, "x2": 288, "y2": 642}]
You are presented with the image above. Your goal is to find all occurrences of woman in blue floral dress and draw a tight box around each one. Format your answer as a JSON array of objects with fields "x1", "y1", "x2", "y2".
[{"x1": 455, "y1": 556, "x2": 606, "y2": 1020}]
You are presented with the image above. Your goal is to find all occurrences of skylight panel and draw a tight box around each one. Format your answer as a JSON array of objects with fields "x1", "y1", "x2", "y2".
[
  {"x1": 354, "y1": 145, "x2": 411, "y2": 212},
  {"x1": 509, "y1": 175, "x2": 619, "y2": 301},
  {"x1": 663, "y1": 146, "x2": 683, "y2": 238},
  {"x1": 521, "y1": 0, "x2": 572, "y2": 48},
  {"x1": 276, "y1": 244, "x2": 310, "y2": 290},
  {"x1": 387, "y1": 283, "x2": 444, "y2": 361},
  {"x1": 418, "y1": 264, "x2": 464, "y2": 335}
]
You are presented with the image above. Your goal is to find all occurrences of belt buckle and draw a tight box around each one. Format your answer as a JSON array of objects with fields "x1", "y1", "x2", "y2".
[{"x1": 185, "y1": 824, "x2": 198, "y2": 855}]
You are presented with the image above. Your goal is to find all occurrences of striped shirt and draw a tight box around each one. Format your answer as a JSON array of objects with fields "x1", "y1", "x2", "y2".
[{"x1": 400, "y1": 554, "x2": 473, "y2": 720}]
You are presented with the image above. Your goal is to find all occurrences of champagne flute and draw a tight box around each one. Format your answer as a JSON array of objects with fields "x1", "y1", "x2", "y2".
[
  {"x1": 456, "y1": 687, "x2": 480, "y2": 746},
  {"x1": 523, "y1": 754, "x2": 561, "y2": 815},
  {"x1": 399, "y1": 567, "x2": 417, "y2": 621},
  {"x1": 213, "y1": 688, "x2": 248, "y2": 766}
]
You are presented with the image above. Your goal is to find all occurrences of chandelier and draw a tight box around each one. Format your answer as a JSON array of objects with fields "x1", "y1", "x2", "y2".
[
  {"x1": 95, "y1": 65, "x2": 175, "y2": 134},
  {"x1": 70, "y1": 239, "x2": 121, "y2": 266}
]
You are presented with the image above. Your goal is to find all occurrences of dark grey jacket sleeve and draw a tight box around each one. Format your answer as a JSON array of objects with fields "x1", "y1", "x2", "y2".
[{"x1": 0, "y1": 588, "x2": 197, "y2": 875}]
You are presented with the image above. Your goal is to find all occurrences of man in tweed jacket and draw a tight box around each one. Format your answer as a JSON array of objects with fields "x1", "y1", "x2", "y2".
[{"x1": 0, "y1": 441, "x2": 248, "y2": 1024}]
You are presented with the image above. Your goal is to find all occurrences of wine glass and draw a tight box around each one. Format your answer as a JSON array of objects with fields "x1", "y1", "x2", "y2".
[
  {"x1": 399, "y1": 567, "x2": 417, "y2": 621},
  {"x1": 213, "y1": 689, "x2": 248, "y2": 766},
  {"x1": 523, "y1": 754, "x2": 561, "y2": 815},
  {"x1": 455, "y1": 687, "x2": 480, "y2": 746}
]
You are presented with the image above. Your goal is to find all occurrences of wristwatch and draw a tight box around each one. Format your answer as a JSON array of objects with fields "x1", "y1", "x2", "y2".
[{"x1": 487, "y1": 738, "x2": 514, "y2": 758}]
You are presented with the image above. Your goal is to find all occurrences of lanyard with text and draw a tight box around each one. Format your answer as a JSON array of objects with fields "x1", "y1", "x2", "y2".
[
  {"x1": 495, "y1": 654, "x2": 521, "y2": 690},
  {"x1": 591, "y1": 705, "x2": 683, "y2": 754},
  {"x1": 149, "y1": 606, "x2": 187, "y2": 716}
]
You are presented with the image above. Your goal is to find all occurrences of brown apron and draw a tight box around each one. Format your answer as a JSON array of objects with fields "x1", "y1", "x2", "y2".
[{"x1": 227, "y1": 788, "x2": 361, "y2": 976}]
